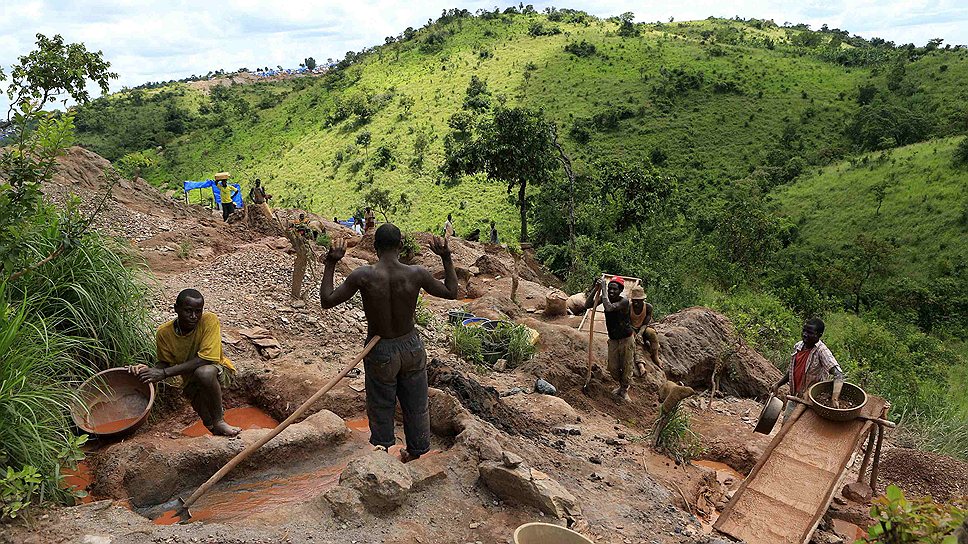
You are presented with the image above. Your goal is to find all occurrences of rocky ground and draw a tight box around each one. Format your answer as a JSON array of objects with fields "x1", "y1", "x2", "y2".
[{"x1": 3, "y1": 147, "x2": 964, "y2": 544}]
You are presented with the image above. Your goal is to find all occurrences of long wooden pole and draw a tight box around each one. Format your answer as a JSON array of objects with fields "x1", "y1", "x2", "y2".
[
  {"x1": 180, "y1": 336, "x2": 380, "y2": 511},
  {"x1": 583, "y1": 287, "x2": 601, "y2": 391}
]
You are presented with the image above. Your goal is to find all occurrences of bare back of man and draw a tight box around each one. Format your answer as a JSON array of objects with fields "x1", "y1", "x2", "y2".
[{"x1": 320, "y1": 224, "x2": 457, "y2": 460}]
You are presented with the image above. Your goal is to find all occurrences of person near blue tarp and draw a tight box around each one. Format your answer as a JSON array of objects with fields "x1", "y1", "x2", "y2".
[{"x1": 217, "y1": 177, "x2": 239, "y2": 221}]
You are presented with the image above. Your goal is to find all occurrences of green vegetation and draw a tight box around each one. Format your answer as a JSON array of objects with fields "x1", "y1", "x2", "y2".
[
  {"x1": 451, "y1": 321, "x2": 536, "y2": 368},
  {"x1": 860, "y1": 485, "x2": 967, "y2": 543},
  {"x1": 1, "y1": 35, "x2": 152, "y2": 516},
  {"x1": 651, "y1": 405, "x2": 703, "y2": 464}
]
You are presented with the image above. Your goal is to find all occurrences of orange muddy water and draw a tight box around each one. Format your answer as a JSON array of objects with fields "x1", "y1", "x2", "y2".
[
  {"x1": 61, "y1": 461, "x2": 96, "y2": 504},
  {"x1": 187, "y1": 464, "x2": 345, "y2": 524},
  {"x1": 181, "y1": 406, "x2": 279, "y2": 437}
]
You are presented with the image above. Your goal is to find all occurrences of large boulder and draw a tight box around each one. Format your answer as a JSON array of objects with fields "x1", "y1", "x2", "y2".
[
  {"x1": 479, "y1": 455, "x2": 581, "y2": 520},
  {"x1": 339, "y1": 450, "x2": 413, "y2": 510},
  {"x1": 655, "y1": 307, "x2": 782, "y2": 398}
]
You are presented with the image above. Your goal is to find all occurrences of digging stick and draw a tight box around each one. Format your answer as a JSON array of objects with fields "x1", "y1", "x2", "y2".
[
  {"x1": 582, "y1": 287, "x2": 601, "y2": 393},
  {"x1": 167, "y1": 335, "x2": 380, "y2": 521}
]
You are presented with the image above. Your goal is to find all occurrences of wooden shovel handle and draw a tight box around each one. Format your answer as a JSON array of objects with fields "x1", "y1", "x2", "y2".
[
  {"x1": 182, "y1": 335, "x2": 381, "y2": 509},
  {"x1": 583, "y1": 287, "x2": 601, "y2": 388}
]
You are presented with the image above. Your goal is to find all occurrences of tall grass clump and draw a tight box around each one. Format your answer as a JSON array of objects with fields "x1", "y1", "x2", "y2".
[{"x1": 0, "y1": 285, "x2": 94, "y2": 509}]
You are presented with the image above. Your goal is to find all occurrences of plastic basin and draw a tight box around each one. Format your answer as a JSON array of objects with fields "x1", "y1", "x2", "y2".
[
  {"x1": 461, "y1": 317, "x2": 490, "y2": 327},
  {"x1": 448, "y1": 310, "x2": 475, "y2": 325},
  {"x1": 71, "y1": 368, "x2": 155, "y2": 438},
  {"x1": 513, "y1": 523, "x2": 593, "y2": 544}
]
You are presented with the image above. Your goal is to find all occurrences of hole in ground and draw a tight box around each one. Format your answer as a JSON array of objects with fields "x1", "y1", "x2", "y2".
[{"x1": 69, "y1": 384, "x2": 462, "y2": 527}]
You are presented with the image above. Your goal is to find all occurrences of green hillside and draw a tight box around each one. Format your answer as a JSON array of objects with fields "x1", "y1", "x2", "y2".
[
  {"x1": 73, "y1": 12, "x2": 968, "y2": 237},
  {"x1": 774, "y1": 137, "x2": 968, "y2": 281}
]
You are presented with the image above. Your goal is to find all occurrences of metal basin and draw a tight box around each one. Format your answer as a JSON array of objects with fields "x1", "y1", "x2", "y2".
[
  {"x1": 514, "y1": 523, "x2": 593, "y2": 544},
  {"x1": 754, "y1": 394, "x2": 784, "y2": 434},
  {"x1": 808, "y1": 381, "x2": 867, "y2": 422},
  {"x1": 71, "y1": 368, "x2": 155, "y2": 438}
]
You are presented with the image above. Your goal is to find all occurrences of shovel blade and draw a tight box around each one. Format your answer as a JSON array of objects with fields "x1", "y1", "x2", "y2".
[{"x1": 145, "y1": 497, "x2": 191, "y2": 524}]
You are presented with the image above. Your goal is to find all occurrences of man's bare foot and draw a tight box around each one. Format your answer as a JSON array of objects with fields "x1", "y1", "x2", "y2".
[
  {"x1": 399, "y1": 449, "x2": 420, "y2": 463},
  {"x1": 635, "y1": 363, "x2": 647, "y2": 377},
  {"x1": 613, "y1": 387, "x2": 631, "y2": 403},
  {"x1": 209, "y1": 420, "x2": 241, "y2": 437}
]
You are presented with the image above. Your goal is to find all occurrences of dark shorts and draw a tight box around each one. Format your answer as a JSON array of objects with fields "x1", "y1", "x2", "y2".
[{"x1": 363, "y1": 330, "x2": 431, "y2": 456}]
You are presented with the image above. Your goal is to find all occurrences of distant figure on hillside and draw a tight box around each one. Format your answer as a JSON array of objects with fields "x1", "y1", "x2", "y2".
[
  {"x1": 465, "y1": 228, "x2": 481, "y2": 242},
  {"x1": 129, "y1": 289, "x2": 240, "y2": 437},
  {"x1": 773, "y1": 318, "x2": 845, "y2": 419},
  {"x1": 489, "y1": 220, "x2": 498, "y2": 245},
  {"x1": 248, "y1": 178, "x2": 271, "y2": 205},
  {"x1": 217, "y1": 177, "x2": 239, "y2": 221},
  {"x1": 293, "y1": 213, "x2": 312, "y2": 238},
  {"x1": 364, "y1": 207, "x2": 375, "y2": 233},
  {"x1": 586, "y1": 276, "x2": 634, "y2": 402},
  {"x1": 353, "y1": 217, "x2": 364, "y2": 236},
  {"x1": 443, "y1": 213, "x2": 454, "y2": 238},
  {"x1": 628, "y1": 284, "x2": 660, "y2": 382},
  {"x1": 320, "y1": 224, "x2": 458, "y2": 461}
]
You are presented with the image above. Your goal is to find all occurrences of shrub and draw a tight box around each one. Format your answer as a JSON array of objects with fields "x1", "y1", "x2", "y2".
[
  {"x1": 528, "y1": 22, "x2": 561, "y2": 37},
  {"x1": 651, "y1": 405, "x2": 704, "y2": 463},
  {"x1": 565, "y1": 40, "x2": 596, "y2": 57},
  {"x1": 862, "y1": 485, "x2": 967, "y2": 543},
  {"x1": 953, "y1": 136, "x2": 968, "y2": 167}
]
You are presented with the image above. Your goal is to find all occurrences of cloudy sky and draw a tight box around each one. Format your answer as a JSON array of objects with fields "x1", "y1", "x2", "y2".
[{"x1": 1, "y1": 0, "x2": 966, "y2": 106}]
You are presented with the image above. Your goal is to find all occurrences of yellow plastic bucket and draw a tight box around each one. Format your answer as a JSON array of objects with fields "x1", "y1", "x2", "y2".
[{"x1": 513, "y1": 522, "x2": 593, "y2": 544}]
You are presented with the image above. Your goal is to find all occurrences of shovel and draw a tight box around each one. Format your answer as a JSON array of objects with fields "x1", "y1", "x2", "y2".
[{"x1": 149, "y1": 335, "x2": 380, "y2": 524}]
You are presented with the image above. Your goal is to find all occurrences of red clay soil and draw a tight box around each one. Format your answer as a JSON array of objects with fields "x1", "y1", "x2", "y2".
[{"x1": 878, "y1": 448, "x2": 968, "y2": 502}]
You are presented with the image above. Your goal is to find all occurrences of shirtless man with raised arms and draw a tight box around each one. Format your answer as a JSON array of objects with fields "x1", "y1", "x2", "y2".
[{"x1": 320, "y1": 224, "x2": 457, "y2": 461}]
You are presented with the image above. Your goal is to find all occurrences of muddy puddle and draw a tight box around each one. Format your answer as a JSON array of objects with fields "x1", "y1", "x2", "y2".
[
  {"x1": 693, "y1": 459, "x2": 745, "y2": 487},
  {"x1": 146, "y1": 415, "x2": 446, "y2": 525},
  {"x1": 181, "y1": 406, "x2": 280, "y2": 437}
]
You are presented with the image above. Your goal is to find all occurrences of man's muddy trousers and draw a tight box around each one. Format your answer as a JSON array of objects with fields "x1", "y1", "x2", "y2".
[{"x1": 363, "y1": 330, "x2": 431, "y2": 457}]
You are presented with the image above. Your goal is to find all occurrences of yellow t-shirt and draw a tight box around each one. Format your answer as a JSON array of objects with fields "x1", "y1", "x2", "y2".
[
  {"x1": 155, "y1": 312, "x2": 235, "y2": 378},
  {"x1": 219, "y1": 184, "x2": 237, "y2": 204}
]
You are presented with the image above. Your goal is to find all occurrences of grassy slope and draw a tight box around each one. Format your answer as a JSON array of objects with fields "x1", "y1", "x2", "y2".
[
  {"x1": 117, "y1": 16, "x2": 891, "y2": 234},
  {"x1": 773, "y1": 137, "x2": 968, "y2": 280}
]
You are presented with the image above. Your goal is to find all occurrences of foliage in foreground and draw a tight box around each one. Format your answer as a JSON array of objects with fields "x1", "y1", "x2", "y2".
[
  {"x1": 1, "y1": 34, "x2": 151, "y2": 516},
  {"x1": 857, "y1": 485, "x2": 967, "y2": 544}
]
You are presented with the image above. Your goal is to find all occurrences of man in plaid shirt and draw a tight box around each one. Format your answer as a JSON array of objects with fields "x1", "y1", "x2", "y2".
[{"x1": 773, "y1": 318, "x2": 845, "y2": 418}]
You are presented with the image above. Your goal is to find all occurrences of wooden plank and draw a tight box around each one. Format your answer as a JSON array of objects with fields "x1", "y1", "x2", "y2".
[{"x1": 716, "y1": 397, "x2": 887, "y2": 544}]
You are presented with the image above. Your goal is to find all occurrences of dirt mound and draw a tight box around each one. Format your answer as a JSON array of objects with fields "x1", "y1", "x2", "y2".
[
  {"x1": 879, "y1": 447, "x2": 968, "y2": 501},
  {"x1": 656, "y1": 307, "x2": 782, "y2": 398}
]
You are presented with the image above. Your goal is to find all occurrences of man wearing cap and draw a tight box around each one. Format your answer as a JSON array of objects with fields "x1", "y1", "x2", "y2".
[
  {"x1": 598, "y1": 275, "x2": 635, "y2": 402},
  {"x1": 628, "y1": 284, "x2": 661, "y2": 382}
]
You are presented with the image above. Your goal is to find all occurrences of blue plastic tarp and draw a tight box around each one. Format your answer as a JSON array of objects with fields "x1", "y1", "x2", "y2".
[{"x1": 183, "y1": 180, "x2": 244, "y2": 208}]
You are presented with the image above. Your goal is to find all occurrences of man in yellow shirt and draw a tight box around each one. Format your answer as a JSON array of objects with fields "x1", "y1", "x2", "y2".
[
  {"x1": 129, "y1": 289, "x2": 240, "y2": 436},
  {"x1": 218, "y1": 178, "x2": 239, "y2": 222}
]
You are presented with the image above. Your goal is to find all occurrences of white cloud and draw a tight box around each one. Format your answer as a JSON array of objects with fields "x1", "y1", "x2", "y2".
[{"x1": 1, "y1": 0, "x2": 966, "y2": 111}]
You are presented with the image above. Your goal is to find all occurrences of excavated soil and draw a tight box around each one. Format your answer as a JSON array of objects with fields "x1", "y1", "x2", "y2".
[{"x1": 878, "y1": 448, "x2": 968, "y2": 501}]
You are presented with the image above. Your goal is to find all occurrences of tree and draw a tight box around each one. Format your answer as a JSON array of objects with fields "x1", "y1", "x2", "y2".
[
  {"x1": 838, "y1": 234, "x2": 895, "y2": 313},
  {"x1": 471, "y1": 107, "x2": 557, "y2": 242},
  {"x1": 362, "y1": 187, "x2": 411, "y2": 221},
  {"x1": 304, "y1": 57, "x2": 316, "y2": 71},
  {"x1": 356, "y1": 130, "x2": 371, "y2": 158},
  {"x1": 2, "y1": 33, "x2": 115, "y2": 127},
  {"x1": 462, "y1": 75, "x2": 491, "y2": 111},
  {"x1": 597, "y1": 159, "x2": 676, "y2": 231}
]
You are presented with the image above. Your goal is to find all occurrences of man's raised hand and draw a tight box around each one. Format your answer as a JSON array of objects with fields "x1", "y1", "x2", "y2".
[
  {"x1": 429, "y1": 235, "x2": 452, "y2": 258},
  {"x1": 326, "y1": 237, "x2": 347, "y2": 263}
]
